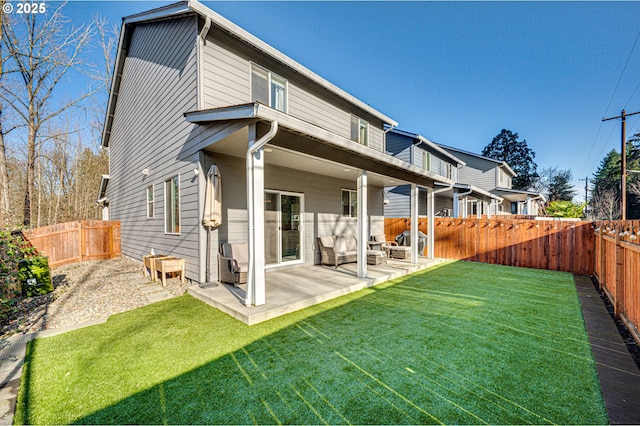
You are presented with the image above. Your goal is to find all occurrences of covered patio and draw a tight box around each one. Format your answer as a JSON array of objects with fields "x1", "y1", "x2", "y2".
[{"x1": 188, "y1": 258, "x2": 446, "y2": 325}]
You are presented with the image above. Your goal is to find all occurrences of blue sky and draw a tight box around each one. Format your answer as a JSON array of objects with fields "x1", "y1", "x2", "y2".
[{"x1": 58, "y1": 1, "x2": 640, "y2": 201}]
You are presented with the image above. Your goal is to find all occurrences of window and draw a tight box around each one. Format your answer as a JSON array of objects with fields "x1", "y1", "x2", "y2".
[
  {"x1": 251, "y1": 64, "x2": 287, "y2": 112},
  {"x1": 165, "y1": 175, "x2": 180, "y2": 234},
  {"x1": 422, "y1": 151, "x2": 431, "y2": 171},
  {"x1": 350, "y1": 115, "x2": 368, "y2": 145},
  {"x1": 341, "y1": 189, "x2": 357, "y2": 218},
  {"x1": 146, "y1": 185, "x2": 154, "y2": 219},
  {"x1": 446, "y1": 163, "x2": 453, "y2": 179}
]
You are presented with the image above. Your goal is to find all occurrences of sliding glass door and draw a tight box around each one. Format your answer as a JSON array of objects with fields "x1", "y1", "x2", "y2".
[{"x1": 265, "y1": 191, "x2": 303, "y2": 266}]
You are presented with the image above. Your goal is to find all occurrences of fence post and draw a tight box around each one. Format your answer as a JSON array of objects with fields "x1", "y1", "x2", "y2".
[
  {"x1": 78, "y1": 221, "x2": 84, "y2": 262},
  {"x1": 614, "y1": 230, "x2": 625, "y2": 318},
  {"x1": 599, "y1": 230, "x2": 605, "y2": 290}
]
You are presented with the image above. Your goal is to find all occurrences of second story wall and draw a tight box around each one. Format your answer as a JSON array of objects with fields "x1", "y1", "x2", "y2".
[
  {"x1": 201, "y1": 27, "x2": 386, "y2": 152},
  {"x1": 450, "y1": 151, "x2": 498, "y2": 191}
]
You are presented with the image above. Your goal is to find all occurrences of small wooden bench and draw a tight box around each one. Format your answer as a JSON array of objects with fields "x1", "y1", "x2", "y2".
[{"x1": 154, "y1": 257, "x2": 185, "y2": 287}]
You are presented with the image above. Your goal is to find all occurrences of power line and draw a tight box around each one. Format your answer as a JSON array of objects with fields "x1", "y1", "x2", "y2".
[{"x1": 581, "y1": 29, "x2": 640, "y2": 178}]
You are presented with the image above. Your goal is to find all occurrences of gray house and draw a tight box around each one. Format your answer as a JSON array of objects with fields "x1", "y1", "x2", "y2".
[
  {"x1": 100, "y1": 0, "x2": 454, "y2": 306},
  {"x1": 438, "y1": 145, "x2": 546, "y2": 215},
  {"x1": 384, "y1": 129, "x2": 503, "y2": 219}
]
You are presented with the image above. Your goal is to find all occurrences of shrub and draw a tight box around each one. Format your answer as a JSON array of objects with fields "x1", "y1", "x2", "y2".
[{"x1": 17, "y1": 256, "x2": 53, "y2": 297}]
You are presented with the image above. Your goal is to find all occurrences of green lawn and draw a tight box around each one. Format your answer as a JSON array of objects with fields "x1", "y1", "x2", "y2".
[{"x1": 14, "y1": 261, "x2": 607, "y2": 425}]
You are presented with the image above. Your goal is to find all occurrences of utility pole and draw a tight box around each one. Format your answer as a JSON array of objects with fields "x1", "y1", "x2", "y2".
[
  {"x1": 579, "y1": 176, "x2": 589, "y2": 203},
  {"x1": 602, "y1": 109, "x2": 640, "y2": 220}
]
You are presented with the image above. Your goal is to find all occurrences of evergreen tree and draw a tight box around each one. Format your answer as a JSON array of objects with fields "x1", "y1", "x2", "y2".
[{"x1": 482, "y1": 129, "x2": 538, "y2": 190}]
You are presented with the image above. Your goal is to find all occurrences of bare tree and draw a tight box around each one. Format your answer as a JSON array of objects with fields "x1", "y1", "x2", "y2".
[
  {"x1": 1, "y1": 2, "x2": 94, "y2": 226},
  {"x1": 591, "y1": 188, "x2": 620, "y2": 220}
]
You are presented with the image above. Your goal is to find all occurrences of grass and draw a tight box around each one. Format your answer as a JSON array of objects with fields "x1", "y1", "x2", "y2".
[{"x1": 14, "y1": 261, "x2": 607, "y2": 424}]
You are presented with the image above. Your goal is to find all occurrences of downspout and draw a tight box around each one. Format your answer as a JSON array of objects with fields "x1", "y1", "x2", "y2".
[
  {"x1": 197, "y1": 17, "x2": 211, "y2": 110},
  {"x1": 427, "y1": 181, "x2": 455, "y2": 259},
  {"x1": 382, "y1": 124, "x2": 397, "y2": 154},
  {"x1": 246, "y1": 120, "x2": 279, "y2": 306}
]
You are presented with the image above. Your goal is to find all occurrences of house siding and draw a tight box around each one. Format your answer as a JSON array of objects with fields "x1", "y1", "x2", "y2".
[
  {"x1": 106, "y1": 16, "x2": 201, "y2": 280},
  {"x1": 384, "y1": 132, "x2": 411, "y2": 162},
  {"x1": 203, "y1": 153, "x2": 384, "y2": 279},
  {"x1": 445, "y1": 150, "x2": 497, "y2": 191},
  {"x1": 202, "y1": 29, "x2": 386, "y2": 152}
]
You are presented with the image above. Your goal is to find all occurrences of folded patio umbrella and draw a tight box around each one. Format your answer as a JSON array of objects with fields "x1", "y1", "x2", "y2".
[
  {"x1": 203, "y1": 164, "x2": 222, "y2": 227},
  {"x1": 203, "y1": 164, "x2": 221, "y2": 285}
]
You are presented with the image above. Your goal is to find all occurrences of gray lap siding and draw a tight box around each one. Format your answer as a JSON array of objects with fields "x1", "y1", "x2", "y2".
[{"x1": 106, "y1": 16, "x2": 202, "y2": 280}]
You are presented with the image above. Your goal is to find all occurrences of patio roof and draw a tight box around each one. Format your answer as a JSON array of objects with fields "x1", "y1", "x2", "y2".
[
  {"x1": 435, "y1": 182, "x2": 503, "y2": 203},
  {"x1": 493, "y1": 187, "x2": 546, "y2": 202},
  {"x1": 185, "y1": 103, "x2": 455, "y2": 188}
]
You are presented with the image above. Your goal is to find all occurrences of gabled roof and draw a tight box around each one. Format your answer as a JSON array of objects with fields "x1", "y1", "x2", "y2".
[
  {"x1": 437, "y1": 143, "x2": 517, "y2": 177},
  {"x1": 493, "y1": 187, "x2": 546, "y2": 202},
  {"x1": 390, "y1": 129, "x2": 465, "y2": 167},
  {"x1": 102, "y1": 0, "x2": 397, "y2": 148}
]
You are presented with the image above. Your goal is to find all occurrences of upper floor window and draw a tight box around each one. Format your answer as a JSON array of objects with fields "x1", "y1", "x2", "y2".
[
  {"x1": 341, "y1": 189, "x2": 357, "y2": 217},
  {"x1": 251, "y1": 64, "x2": 287, "y2": 112},
  {"x1": 350, "y1": 115, "x2": 368, "y2": 146},
  {"x1": 422, "y1": 151, "x2": 431, "y2": 171},
  {"x1": 165, "y1": 175, "x2": 180, "y2": 234}
]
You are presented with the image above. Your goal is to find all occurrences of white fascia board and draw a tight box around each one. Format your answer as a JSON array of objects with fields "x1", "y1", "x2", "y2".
[
  {"x1": 187, "y1": 0, "x2": 398, "y2": 127},
  {"x1": 184, "y1": 103, "x2": 258, "y2": 122},
  {"x1": 123, "y1": 1, "x2": 191, "y2": 24},
  {"x1": 97, "y1": 174, "x2": 110, "y2": 202},
  {"x1": 416, "y1": 135, "x2": 466, "y2": 167},
  {"x1": 253, "y1": 105, "x2": 453, "y2": 186}
]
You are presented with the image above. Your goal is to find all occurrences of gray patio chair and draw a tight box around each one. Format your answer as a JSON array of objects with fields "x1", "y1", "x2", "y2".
[
  {"x1": 218, "y1": 242, "x2": 248, "y2": 286},
  {"x1": 369, "y1": 234, "x2": 398, "y2": 252}
]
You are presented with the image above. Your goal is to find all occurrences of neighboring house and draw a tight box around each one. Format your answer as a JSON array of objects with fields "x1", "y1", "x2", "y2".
[
  {"x1": 384, "y1": 129, "x2": 503, "y2": 219},
  {"x1": 99, "y1": 0, "x2": 454, "y2": 306},
  {"x1": 438, "y1": 145, "x2": 546, "y2": 215}
]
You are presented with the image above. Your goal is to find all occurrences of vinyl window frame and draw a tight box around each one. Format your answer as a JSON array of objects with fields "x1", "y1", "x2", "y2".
[
  {"x1": 250, "y1": 63, "x2": 288, "y2": 113},
  {"x1": 341, "y1": 189, "x2": 357, "y2": 218},
  {"x1": 146, "y1": 185, "x2": 154, "y2": 219},
  {"x1": 350, "y1": 115, "x2": 369, "y2": 146},
  {"x1": 164, "y1": 175, "x2": 181, "y2": 235}
]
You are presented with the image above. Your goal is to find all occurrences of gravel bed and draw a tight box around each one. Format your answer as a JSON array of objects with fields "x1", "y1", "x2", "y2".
[{"x1": 1, "y1": 257, "x2": 189, "y2": 339}]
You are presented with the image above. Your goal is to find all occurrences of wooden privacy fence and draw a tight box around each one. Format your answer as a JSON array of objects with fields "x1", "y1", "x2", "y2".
[
  {"x1": 22, "y1": 220, "x2": 121, "y2": 268},
  {"x1": 594, "y1": 222, "x2": 640, "y2": 345},
  {"x1": 384, "y1": 217, "x2": 594, "y2": 274}
]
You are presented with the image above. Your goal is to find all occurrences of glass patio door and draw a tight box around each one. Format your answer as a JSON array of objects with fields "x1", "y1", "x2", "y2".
[{"x1": 265, "y1": 191, "x2": 303, "y2": 266}]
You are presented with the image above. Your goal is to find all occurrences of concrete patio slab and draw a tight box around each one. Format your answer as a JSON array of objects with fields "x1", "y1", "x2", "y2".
[{"x1": 188, "y1": 258, "x2": 446, "y2": 325}]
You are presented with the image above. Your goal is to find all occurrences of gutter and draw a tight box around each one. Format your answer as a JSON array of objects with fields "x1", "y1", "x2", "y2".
[{"x1": 245, "y1": 120, "x2": 278, "y2": 306}]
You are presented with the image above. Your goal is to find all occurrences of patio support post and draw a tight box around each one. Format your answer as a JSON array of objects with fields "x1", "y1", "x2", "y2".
[
  {"x1": 357, "y1": 170, "x2": 368, "y2": 278},
  {"x1": 427, "y1": 187, "x2": 435, "y2": 259},
  {"x1": 487, "y1": 200, "x2": 492, "y2": 219},
  {"x1": 410, "y1": 184, "x2": 419, "y2": 263},
  {"x1": 452, "y1": 188, "x2": 459, "y2": 218},
  {"x1": 246, "y1": 121, "x2": 278, "y2": 306}
]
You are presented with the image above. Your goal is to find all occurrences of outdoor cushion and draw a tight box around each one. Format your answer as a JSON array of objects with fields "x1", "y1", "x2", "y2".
[
  {"x1": 345, "y1": 235, "x2": 357, "y2": 252},
  {"x1": 319, "y1": 235, "x2": 335, "y2": 249}
]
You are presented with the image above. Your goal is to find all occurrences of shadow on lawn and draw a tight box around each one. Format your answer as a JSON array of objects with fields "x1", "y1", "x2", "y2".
[{"x1": 21, "y1": 262, "x2": 607, "y2": 425}]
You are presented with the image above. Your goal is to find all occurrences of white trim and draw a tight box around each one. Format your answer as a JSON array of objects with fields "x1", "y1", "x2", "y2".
[{"x1": 356, "y1": 170, "x2": 367, "y2": 278}]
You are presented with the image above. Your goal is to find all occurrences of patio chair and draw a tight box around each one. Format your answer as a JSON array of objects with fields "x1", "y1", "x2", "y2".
[
  {"x1": 218, "y1": 242, "x2": 248, "y2": 286},
  {"x1": 317, "y1": 235, "x2": 357, "y2": 268},
  {"x1": 369, "y1": 234, "x2": 398, "y2": 253}
]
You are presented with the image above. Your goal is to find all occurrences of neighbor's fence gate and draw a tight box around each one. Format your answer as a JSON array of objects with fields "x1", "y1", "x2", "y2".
[
  {"x1": 384, "y1": 217, "x2": 594, "y2": 274},
  {"x1": 22, "y1": 220, "x2": 121, "y2": 268},
  {"x1": 594, "y1": 220, "x2": 640, "y2": 345}
]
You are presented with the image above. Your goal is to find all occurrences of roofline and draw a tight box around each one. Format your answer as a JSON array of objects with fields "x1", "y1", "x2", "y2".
[
  {"x1": 437, "y1": 143, "x2": 517, "y2": 177},
  {"x1": 390, "y1": 129, "x2": 466, "y2": 167},
  {"x1": 101, "y1": 0, "x2": 397, "y2": 148},
  {"x1": 493, "y1": 187, "x2": 546, "y2": 201},
  {"x1": 435, "y1": 182, "x2": 503, "y2": 201}
]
